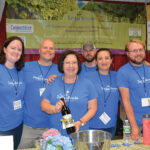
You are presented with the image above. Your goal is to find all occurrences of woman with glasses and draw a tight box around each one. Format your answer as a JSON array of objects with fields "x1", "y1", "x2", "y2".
[
  {"x1": 86, "y1": 48, "x2": 120, "y2": 139},
  {"x1": 41, "y1": 50, "x2": 97, "y2": 136}
]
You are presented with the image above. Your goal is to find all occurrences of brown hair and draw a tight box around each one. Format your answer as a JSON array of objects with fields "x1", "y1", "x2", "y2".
[
  {"x1": 0, "y1": 36, "x2": 25, "y2": 71},
  {"x1": 125, "y1": 39, "x2": 145, "y2": 52},
  {"x1": 95, "y1": 48, "x2": 113, "y2": 60},
  {"x1": 58, "y1": 50, "x2": 81, "y2": 74}
]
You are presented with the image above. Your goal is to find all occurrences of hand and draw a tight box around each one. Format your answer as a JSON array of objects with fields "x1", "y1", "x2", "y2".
[
  {"x1": 144, "y1": 60, "x2": 150, "y2": 66},
  {"x1": 131, "y1": 125, "x2": 140, "y2": 140},
  {"x1": 74, "y1": 121, "x2": 82, "y2": 133},
  {"x1": 55, "y1": 101, "x2": 64, "y2": 113},
  {"x1": 47, "y1": 75, "x2": 57, "y2": 85}
]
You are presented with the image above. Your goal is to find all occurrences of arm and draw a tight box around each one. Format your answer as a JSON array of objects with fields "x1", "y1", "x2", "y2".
[
  {"x1": 41, "y1": 98, "x2": 64, "y2": 114},
  {"x1": 74, "y1": 98, "x2": 97, "y2": 132},
  {"x1": 119, "y1": 87, "x2": 140, "y2": 140}
]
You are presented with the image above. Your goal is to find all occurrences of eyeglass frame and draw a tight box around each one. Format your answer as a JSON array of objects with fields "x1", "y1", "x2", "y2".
[
  {"x1": 127, "y1": 48, "x2": 145, "y2": 53},
  {"x1": 63, "y1": 61, "x2": 78, "y2": 65}
]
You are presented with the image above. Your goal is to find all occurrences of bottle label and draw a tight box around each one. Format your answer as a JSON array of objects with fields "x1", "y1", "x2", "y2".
[
  {"x1": 62, "y1": 114, "x2": 74, "y2": 129},
  {"x1": 123, "y1": 126, "x2": 131, "y2": 133}
]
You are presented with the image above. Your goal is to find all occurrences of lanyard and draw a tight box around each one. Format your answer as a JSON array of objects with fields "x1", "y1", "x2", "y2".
[
  {"x1": 38, "y1": 62, "x2": 52, "y2": 87},
  {"x1": 4, "y1": 66, "x2": 19, "y2": 95},
  {"x1": 98, "y1": 71, "x2": 111, "y2": 107},
  {"x1": 63, "y1": 76, "x2": 77, "y2": 107},
  {"x1": 129, "y1": 63, "x2": 147, "y2": 97}
]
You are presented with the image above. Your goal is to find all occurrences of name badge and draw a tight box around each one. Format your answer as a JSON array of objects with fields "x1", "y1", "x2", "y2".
[
  {"x1": 141, "y1": 98, "x2": 150, "y2": 107},
  {"x1": 99, "y1": 112, "x2": 111, "y2": 125},
  {"x1": 13, "y1": 100, "x2": 22, "y2": 110},
  {"x1": 39, "y1": 88, "x2": 46, "y2": 96}
]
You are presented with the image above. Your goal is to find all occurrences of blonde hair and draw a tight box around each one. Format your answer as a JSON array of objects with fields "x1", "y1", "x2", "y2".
[{"x1": 125, "y1": 39, "x2": 145, "y2": 51}]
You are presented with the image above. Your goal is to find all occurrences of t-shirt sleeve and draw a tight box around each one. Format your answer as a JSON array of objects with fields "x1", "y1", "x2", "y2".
[
  {"x1": 117, "y1": 69, "x2": 129, "y2": 88},
  {"x1": 42, "y1": 84, "x2": 52, "y2": 102},
  {"x1": 87, "y1": 80, "x2": 98, "y2": 101}
]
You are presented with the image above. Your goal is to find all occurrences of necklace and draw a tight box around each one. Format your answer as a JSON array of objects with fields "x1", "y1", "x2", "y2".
[
  {"x1": 129, "y1": 62, "x2": 147, "y2": 97},
  {"x1": 63, "y1": 76, "x2": 77, "y2": 107},
  {"x1": 65, "y1": 85, "x2": 73, "y2": 94},
  {"x1": 98, "y1": 71, "x2": 111, "y2": 107},
  {"x1": 4, "y1": 66, "x2": 19, "y2": 96},
  {"x1": 38, "y1": 61, "x2": 52, "y2": 87}
]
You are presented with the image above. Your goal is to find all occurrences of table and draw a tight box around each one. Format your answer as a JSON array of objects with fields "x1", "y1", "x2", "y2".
[
  {"x1": 18, "y1": 138, "x2": 150, "y2": 150},
  {"x1": 110, "y1": 138, "x2": 150, "y2": 150}
]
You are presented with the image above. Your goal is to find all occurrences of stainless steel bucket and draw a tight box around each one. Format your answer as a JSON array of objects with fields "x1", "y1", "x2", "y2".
[{"x1": 72, "y1": 130, "x2": 111, "y2": 150}]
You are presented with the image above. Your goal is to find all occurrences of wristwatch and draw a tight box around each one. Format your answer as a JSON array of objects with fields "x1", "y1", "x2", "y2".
[{"x1": 79, "y1": 119, "x2": 85, "y2": 126}]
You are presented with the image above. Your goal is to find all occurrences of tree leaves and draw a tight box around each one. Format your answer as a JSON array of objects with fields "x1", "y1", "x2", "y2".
[{"x1": 6, "y1": 0, "x2": 79, "y2": 20}]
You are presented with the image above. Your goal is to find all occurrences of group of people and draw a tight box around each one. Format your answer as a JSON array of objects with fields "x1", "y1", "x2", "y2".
[{"x1": 0, "y1": 36, "x2": 150, "y2": 149}]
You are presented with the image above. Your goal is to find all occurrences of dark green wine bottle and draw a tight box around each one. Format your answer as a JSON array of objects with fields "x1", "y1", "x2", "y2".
[{"x1": 61, "y1": 97, "x2": 75, "y2": 134}]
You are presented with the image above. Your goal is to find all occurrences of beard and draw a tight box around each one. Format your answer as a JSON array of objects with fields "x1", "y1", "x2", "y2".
[
  {"x1": 129, "y1": 56, "x2": 145, "y2": 65},
  {"x1": 83, "y1": 55, "x2": 95, "y2": 63}
]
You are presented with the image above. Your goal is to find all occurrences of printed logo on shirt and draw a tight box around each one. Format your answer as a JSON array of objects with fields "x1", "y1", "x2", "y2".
[
  {"x1": 8, "y1": 81, "x2": 23, "y2": 85},
  {"x1": 57, "y1": 93, "x2": 79, "y2": 100},
  {"x1": 33, "y1": 75, "x2": 47, "y2": 82},
  {"x1": 101, "y1": 85, "x2": 117, "y2": 91},
  {"x1": 137, "y1": 77, "x2": 150, "y2": 84}
]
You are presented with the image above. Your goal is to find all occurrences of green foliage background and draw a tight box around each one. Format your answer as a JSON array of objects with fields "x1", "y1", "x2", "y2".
[
  {"x1": 6, "y1": 0, "x2": 146, "y2": 23},
  {"x1": 6, "y1": 0, "x2": 79, "y2": 20},
  {"x1": 81, "y1": 2, "x2": 146, "y2": 24}
]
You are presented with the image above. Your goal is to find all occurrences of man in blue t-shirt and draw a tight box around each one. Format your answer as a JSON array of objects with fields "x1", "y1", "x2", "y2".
[
  {"x1": 117, "y1": 39, "x2": 150, "y2": 140},
  {"x1": 80, "y1": 42, "x2": 97, "y2": 76},
  {"x1": 19, "y1": 39, "x2": 61, "y2": 149}
]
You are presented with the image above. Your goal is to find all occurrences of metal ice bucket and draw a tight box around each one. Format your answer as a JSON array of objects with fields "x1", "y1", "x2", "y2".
[{"x1": 72, "y1": 130, "x2": 111, "y2": 150}]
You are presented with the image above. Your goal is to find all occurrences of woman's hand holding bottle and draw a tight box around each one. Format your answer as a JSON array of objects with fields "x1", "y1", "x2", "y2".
[{"x1": 55, "y1": 101, "x2": 64, "y2": 113}]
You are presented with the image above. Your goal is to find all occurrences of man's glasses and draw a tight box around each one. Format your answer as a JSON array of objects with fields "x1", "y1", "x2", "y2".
[{"x1": 128, "y1": 48, "x2": 145, "y2": 53}]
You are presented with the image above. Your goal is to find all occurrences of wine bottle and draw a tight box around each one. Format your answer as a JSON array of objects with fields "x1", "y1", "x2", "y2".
[{"x1": 61, "y1": 97, "x2": 76, "y2": 134}]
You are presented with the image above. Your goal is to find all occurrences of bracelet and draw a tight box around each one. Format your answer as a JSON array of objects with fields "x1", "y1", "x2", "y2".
[{"x1": 79, "y1": 120, "x2": 85, "y2": 126}]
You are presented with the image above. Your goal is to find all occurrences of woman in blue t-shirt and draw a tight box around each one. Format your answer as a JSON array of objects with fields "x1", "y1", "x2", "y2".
[
  {"x1": 0, "y1": 36, "x2": 25, "y2": 149},
  {"x1": 86, "y1": 48, "x2": 120, "y2": 139},
  {"x1": 41, "y1": 50, "x2": 97, "y2": 136}
]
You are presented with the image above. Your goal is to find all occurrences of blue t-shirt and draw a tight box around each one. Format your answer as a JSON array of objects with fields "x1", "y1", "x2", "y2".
[
  {"x1": 0, "y1": 64, "x2": 25, "y2": 131},
  {"x1": 23, "y1": 61, "x2": 61, "y2": 128},
  {"x1": 117, "y1": 62, "x2": 150, "y2": 126},
  {"x1": 86, "y1": 71, "x2": 119, "y2": 128},
  {"x1": 79, "y1": 63, "x2": 97, "y2": 77},
  {"x1": 42, "y1": 75, "x2": 98, "y2": 136}
]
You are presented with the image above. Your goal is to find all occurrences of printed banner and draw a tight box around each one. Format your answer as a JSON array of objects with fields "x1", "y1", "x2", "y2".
[{"x1": 6, "y1": 0, "x2": 146, "y2": 54}]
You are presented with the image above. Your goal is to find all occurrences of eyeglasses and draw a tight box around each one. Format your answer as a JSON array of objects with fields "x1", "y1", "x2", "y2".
[
  {"x1": 64, "y1": 61, "x2": 78, "y2": 65},
  {"x1": 128, "y1": 48, "x2": 145, "y2": 53}
]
